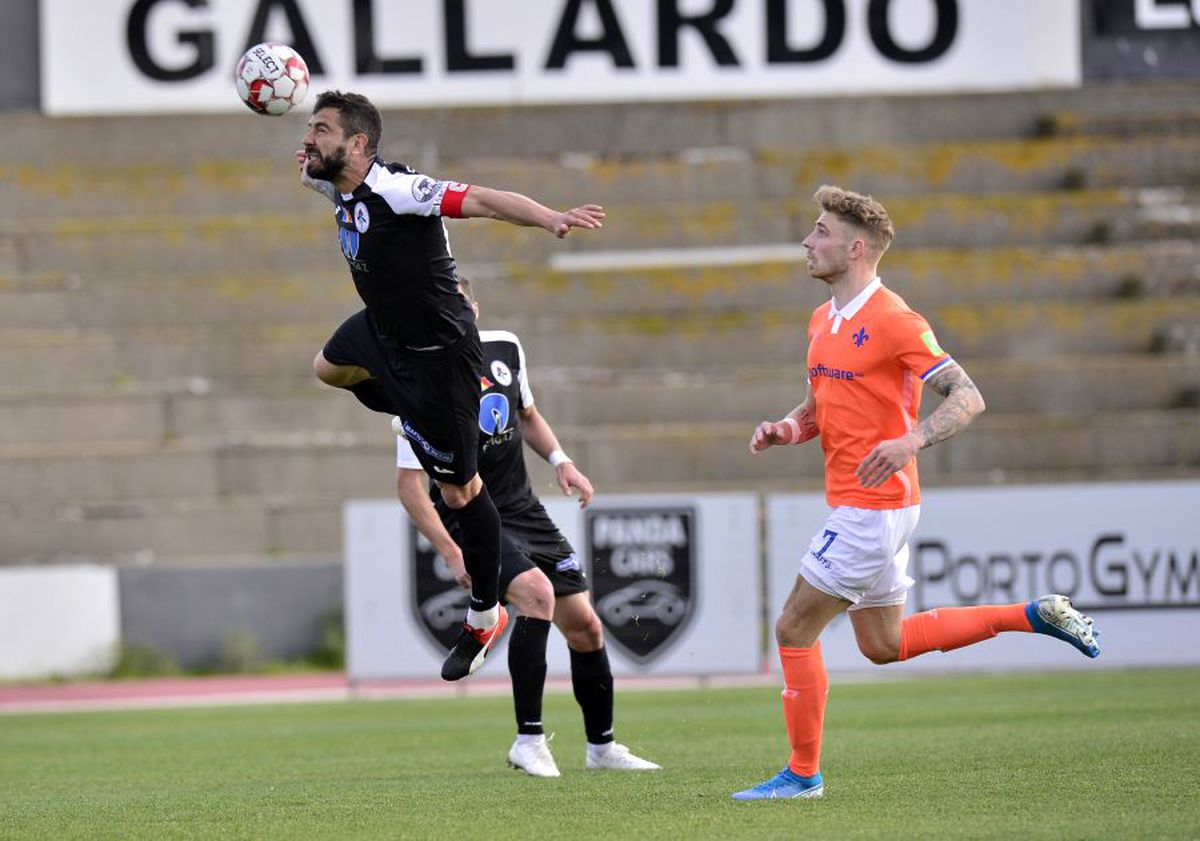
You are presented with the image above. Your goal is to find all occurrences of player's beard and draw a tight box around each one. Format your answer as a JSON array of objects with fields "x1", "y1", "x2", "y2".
[{"x1": 306, "y1": 144, "x2": 349, "y2": 181}]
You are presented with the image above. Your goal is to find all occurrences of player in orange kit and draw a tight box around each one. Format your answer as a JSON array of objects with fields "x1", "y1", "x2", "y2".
[{"x1": 732, "y1": 185, "x2": 1100, "y2": 801}]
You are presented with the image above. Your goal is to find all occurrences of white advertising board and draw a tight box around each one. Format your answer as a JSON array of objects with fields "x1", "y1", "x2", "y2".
[
  {"x1": 345, "y1": 493, "x2": 760, "y2": 680},
  {"x1": 767, "y1": 481, "x2": 1200, "y2": 673},
  {"x1": 42, "y1": 0, "x2": 1081, "y2": 115},
  {"x1": 0, "y1": 565, "x2": 120, "y2": 679}
]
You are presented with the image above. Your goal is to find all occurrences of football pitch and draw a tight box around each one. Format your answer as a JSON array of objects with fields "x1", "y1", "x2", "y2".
[{"x1": 2, "y1": 668, "x2": 1197, "y2": 839}]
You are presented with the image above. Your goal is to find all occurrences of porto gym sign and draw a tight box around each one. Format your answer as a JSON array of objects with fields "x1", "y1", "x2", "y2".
[{"x1": 42, "y1": 0, "x2": 1081, "y2": 114}]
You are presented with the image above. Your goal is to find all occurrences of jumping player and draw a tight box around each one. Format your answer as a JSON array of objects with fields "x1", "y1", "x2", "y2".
[
  {"x1": 297, "y1": 91, "x2": 604, "y2": 681},
  {"x1": 733, "y1": 185, "x2": 1100, "y2": 801}
]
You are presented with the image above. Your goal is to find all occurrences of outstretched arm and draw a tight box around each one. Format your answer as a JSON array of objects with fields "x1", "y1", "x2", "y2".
[
  {"x1": 459, "y1": 186, "x2": 604, "y2": 238},
  {"x1": 395, "y1": 468, "x2": 470, "y2": 589},
  {"x1": 519, "y1": 404, "x2": 593, "y2": 507},
  {"x1": 749, "y1": 389, "x2": 819, "y2": 455},
  {"x1": 855, "y1": 363, "x2": 986, "y2": 488}
]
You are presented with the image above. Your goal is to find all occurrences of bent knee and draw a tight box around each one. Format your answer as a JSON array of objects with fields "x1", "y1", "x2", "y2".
[
  {"x1": 507, "y1": 572, "x2": 554, "y2": 621},
  {"x1": 313, "y1": 353, "x2": 368, "y2": 388},
  {"x1": 857, "y1": 639, "x2": 901, "y2": 665},
  {"x1": 562, "y1": 611, "x2": 604, "y2": 651}
]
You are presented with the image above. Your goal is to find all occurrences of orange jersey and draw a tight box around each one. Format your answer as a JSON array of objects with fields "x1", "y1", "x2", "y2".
[{"x1": 806, "y1": 279, "x2": 952, "y2": 509}]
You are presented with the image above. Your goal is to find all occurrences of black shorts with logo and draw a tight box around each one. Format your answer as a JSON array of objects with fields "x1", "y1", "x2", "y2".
[
  {"x1": 447, "y1": 501, "x2": 589, "y2": 602},
  {"x1": 323, "y1": 308, "x2": 482, "y2": 486}
]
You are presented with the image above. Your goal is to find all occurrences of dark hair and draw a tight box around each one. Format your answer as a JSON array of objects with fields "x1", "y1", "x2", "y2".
[
  {"x1": 814, "y1": 184, "x2": 895, "y2": 255},
  {"x1": 312, "y1": 91, "x2": 382, "y2": 156}
]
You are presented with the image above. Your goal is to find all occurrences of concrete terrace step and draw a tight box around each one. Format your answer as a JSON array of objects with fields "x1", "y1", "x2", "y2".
[
  {"x1": 513, "y1": 298, "x2": 1200, "y2": 366},
  {"x1": 3, "y1": 240, "x2": 1196, "y2": 330},
  {"x1": 1041, "y1": 109, "x2": 1200, "y2": 139},
  {"x1": 530, "y1": 354, "x2": 1200, "y2": 425},
  {"x1": 8, "y1": 82, "x2": 1200, "y2": 168},
  {"x1": 0, "y1": 383, "x2": 383, "y2": 448},
  {"x1": 0, "y1": 495, "x2": 342, "y2": 566},
  {"x1": 5, "y1": 133, "x2": 1200, "y2": 220},
  {"x1": 0, "y1": 323, "x2": 335, "y2": 392},
  {"x1": 0, "y1": 435, "x2": 397, "y2": 508},
  {"x1": 5, "y1": 187, "x2": 1197, "y2": 276},
  {"x1": 3, "y1": 353, "x2": 1195, "y2": 449},
  {"x1": 3, "y1": 298, "x2": 1198, "y2": 390},
  {"x1": 516, "y1": 240, "x2": 1200, "y2": 315},
  {"x1": 551, "y1": 411, "x2": 1200, "y2": 488}
]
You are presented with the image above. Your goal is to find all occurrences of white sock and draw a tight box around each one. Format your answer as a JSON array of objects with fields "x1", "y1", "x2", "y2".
[
  {"x1": 587, "y1": 741, "x2": 615, "y2": 758},
  {"x1": 467, "y1": 606, "x2": 499, "y2": 629}
]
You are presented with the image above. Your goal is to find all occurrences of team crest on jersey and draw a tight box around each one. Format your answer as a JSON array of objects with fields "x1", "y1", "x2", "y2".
[
  {"x1": 409, "y1": 524, "x2": 470, "y2": 651},
  {"x1": 353, "y1": 202, "x2": 370, "y2": 233},
  {"x1": 586, "y1": 507, "x2": 695, "y2": 663},
  {"x1": 412, "y1": 176, "x2": 437, "y2": 203},
  {"x1": 490, "y1": 360, "x2": 513, "y2": 386}
]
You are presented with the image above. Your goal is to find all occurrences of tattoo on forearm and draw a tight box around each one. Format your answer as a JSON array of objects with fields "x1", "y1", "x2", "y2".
[
  {"x1": 915, "y1": 365, "x2": 983, "y2": 449},
  {"x1": 796, "y1": 405, "x2": 820, "y2": 442}
]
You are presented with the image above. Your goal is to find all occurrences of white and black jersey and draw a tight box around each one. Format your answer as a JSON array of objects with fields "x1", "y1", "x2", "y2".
[
  {"x1": 397, "y1": 329, "x2": 587, "y2": 596},
  {"x1": 333, "y1": 158, "x2": 474, "y2": 353}
]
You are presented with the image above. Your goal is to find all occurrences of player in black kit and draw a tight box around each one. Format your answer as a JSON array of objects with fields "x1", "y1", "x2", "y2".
[
  {"x1": 395, "y1": 279, "x2": 660, "y2": 776},
  {"x1": 297, "y1": 91, "x2": 604, "y2": 681}
]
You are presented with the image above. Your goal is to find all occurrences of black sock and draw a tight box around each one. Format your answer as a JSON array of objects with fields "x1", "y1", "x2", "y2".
[
  {"x1": 453, "y1": 485, "x2": 501, "y2": 612},
  {"x1": 509, "y1": 617, "x2": 550, "y2": 735},
  {"x1": 570, "y1": 646, "x2": 614, "y2": 745},
  {"x1": 346, "y1": 379, "x2": 393, "y2": 414}
]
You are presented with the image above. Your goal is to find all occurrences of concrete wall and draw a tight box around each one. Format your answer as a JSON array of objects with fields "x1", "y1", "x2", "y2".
[{"x1": 119, "y1": 563, "x2": 342, "y2": 670}]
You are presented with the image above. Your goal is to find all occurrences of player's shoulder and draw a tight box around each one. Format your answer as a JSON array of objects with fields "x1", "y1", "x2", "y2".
[
  {"x1": 480, "y1": 328, "x2": 525, "y2": 351},
  {"x1": 364, "y1": 159, "x2": 427, "y2": 201},
  {"x1": 874, "y1": 286, "x2": 927, "y2": 322}
]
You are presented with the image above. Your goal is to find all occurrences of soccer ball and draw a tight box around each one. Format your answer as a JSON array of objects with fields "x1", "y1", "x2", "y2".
[{"x1": 235, "y1": 43, "x2": 309, "y2": 116}]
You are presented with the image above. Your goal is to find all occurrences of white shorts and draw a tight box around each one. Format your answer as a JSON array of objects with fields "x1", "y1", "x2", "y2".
[{"x1": 799, "y1": 505, "x2": 921, "y2": 609}]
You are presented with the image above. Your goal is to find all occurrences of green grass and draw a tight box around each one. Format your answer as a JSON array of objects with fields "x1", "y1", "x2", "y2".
[{"x1": 2, "y1": 668, "x2": 1198, "y2": 839}]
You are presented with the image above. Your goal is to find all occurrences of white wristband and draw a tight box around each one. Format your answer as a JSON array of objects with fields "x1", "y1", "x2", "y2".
[
  {"x1": 548, "y1": 449, "x2": 573, "y2": 468},
  {"x1": 780, "y1": 417, "x2": 802, "y2": 445}
]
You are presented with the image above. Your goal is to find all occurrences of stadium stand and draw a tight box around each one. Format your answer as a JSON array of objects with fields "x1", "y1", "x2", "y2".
[{"x1": 1, "y1": 82, "x2": 1198, "y2": 568}]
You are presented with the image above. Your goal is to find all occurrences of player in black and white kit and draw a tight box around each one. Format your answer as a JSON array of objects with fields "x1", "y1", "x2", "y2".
[
  {"x1": 395, "y1": 280, "x2": 660, "y2": 777},
  {"x1": 297, "y1": 91, "x2": 604, "y2": 681}
]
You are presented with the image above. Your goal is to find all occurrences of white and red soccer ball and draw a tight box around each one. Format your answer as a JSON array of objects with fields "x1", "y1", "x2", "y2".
[{"x1": 235, "y1": 42, "x2": 309, "y2": 116}]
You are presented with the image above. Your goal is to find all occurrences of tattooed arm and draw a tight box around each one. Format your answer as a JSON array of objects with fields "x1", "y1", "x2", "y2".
[
  {"x1": 749, "y1": 389, "x2": 821, "y2": 455},
  {"x1": 855, "y1": 363, "x2": 986, "y2": 488}
]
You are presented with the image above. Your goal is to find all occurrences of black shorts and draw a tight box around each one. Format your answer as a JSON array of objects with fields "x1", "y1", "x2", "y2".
[
  {"x1": 323, "y1": 309, "x2": 483, "y2": 486},
  {"x1": 448, "y1": 502, "x2": 589, "y2": 602}
]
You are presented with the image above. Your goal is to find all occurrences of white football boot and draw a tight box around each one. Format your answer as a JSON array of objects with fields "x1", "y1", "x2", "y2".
[
  {"x1": 507, "y1": 734, "x2": 561, "y2": 778},
  {"x1": 585, "y1": 742, "x2": 662, "y2": 771}
]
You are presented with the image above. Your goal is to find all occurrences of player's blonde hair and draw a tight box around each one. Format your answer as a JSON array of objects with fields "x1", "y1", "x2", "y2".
[{"x1": 814, "y1": 185, "x2": 895, "y2": 255}]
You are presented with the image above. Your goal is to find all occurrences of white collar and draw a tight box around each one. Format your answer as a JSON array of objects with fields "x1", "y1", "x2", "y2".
[{"x1": 829, "y1": 276, "x2": 883, "y2": 322}]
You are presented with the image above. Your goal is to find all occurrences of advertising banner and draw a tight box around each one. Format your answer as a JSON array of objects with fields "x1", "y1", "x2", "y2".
[
  {"x1": 0, "y1": 565, "x2": 120, "y2": 679},
  {"x1": 767, "y1": 481, "x2": 1200, "y2": 673},
  {"x1": 1083, "y1": 0, "x2": 1200, "y2": 81},
  {"x1": 42, "y1": 0, "x2": 1081, "y2": 115},
  {"x1": 344, "y1": 492, "x2": 759, "y2": 680}
]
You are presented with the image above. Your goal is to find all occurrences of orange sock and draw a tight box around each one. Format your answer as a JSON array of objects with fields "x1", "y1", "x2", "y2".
[
  {"x1": 899, "y1": 603, "x2": 1033, "y2": 661},
  {"x1": 779, "y1": 643, "x2": 828, "y2": 777}
]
